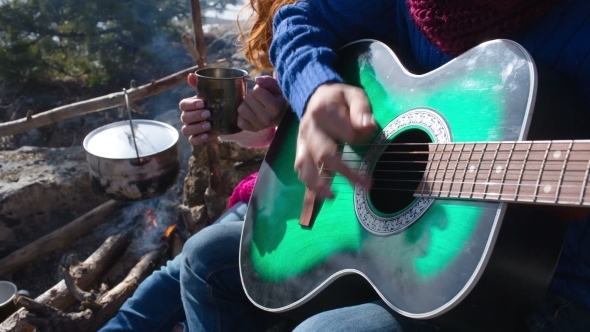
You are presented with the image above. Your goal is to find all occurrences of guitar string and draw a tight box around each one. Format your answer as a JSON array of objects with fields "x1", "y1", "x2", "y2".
[
  {"x1": 335, "y1": 142, "x2": 590, "y2": 147},
  {"x1": 296, "y1": 146, "x2": 590, "y2": 199},
  {"x1": 314, "y1": 183, "x2": 590, "y2": 202},
  {"x1": 336, "y1": 146, "x2": 590, "y2": 157},
  {"x1": 320, "y1": 177, "x2": 590, "y2": 189},
  {"x1": 333, "y1": 159, "x2": 590, "y2": 165},
  {"x1": 337, "y1": 152, "x2": 590, "y2": 161},
  {"x1": 319, "y1": 164, "x2": 590, "y2": 175}
]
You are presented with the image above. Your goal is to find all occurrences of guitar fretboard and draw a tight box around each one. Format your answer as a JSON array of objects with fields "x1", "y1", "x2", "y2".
[{"x1": 415, "y1": 140, "x2": 590, "y2": 206}]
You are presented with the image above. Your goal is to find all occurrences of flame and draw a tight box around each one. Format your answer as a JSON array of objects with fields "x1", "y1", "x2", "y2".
[
  {"x1": 165, "y1": 224, "x2": 177, "y2": 238},
  {"x1": 142, "y1": 209, "x2": 159, "y2": 235},
  {"x1": 143, "y1": 209, "x2": 176, "y2": 240},
  {"x1": 146, "y1": 210, "x2": 157, "y2": 227}
]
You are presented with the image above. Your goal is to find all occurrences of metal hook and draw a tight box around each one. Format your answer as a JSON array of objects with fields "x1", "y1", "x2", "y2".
[{"x1": 123, "y1": 88, "x2": 141, "y2": 161}]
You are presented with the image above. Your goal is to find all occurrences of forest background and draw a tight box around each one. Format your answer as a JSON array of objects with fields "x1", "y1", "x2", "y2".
[{"x1": 0, "y1": 0, "x2": 250, "y2": 149}]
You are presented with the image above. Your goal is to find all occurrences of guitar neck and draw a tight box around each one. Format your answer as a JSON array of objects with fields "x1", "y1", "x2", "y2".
[{"x1": 415, "y1": 140, "x2": 590, "y2": 207}]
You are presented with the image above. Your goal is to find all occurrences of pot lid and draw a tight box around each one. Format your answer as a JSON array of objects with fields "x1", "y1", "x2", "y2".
[{"x1": 83, "y1": 120, "x2": 179, "y2": 159}]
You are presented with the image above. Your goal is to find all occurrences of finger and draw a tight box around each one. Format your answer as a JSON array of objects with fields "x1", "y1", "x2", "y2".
[
  {"x1": 237, "y1": 115, "x2": 256, "y2": 132},
  {"x1": 295, "y1": 142, "x2": 331, "y2": 197},
  {"x1": 321, "y1": 153, "x2": 364, "y2": 189},
  {"x1": 254, "y1": 76, "x2": 282, "y2": 96},
  {"x1": 180, "y1": 109, "x2": 211, "y2": 126},
  {"x1": 312, "y1": 101, "x2": 356, "y2": 144},
  {"x1": 179, "y1": 98, "x2": 205, "y2": 112},
  {"x1": 181, "y1": 121, "x2": 212, "y2": 138},
  {"x1": 249, "y1": 87, "x2": 277, "y2": 124},
  {"x1": 187, "y1": 73, "x2": 197, "y2": 88},
  {"x1": 297, "y1": 129, "x2": 340, "y2": 198},
  {"x1": 344, "y1": 88, "x2": 376, "y2": 133},
  {"x1": 249, "y1": 86, "x2": 274, "y2": 110},
  {"x1": 239, "y1": 95, "x2": 265, "y2": 125},
  {"x1": 304, "y1": 124, "x2": 367, "y2": 191}
]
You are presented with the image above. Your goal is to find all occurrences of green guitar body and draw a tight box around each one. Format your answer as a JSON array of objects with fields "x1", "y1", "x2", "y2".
[{"x1": 239, "y1": 40, "x2": 582, "y2": 331}]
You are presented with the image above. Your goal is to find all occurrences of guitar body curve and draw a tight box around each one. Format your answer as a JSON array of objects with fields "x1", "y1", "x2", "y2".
[{"x1": 240, "y1": 40, "x2": 571, "y2": 331}]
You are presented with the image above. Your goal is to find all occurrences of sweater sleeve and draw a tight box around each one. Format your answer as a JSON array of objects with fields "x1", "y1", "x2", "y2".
[
  {"x1": 269, "y1": 1, "x2": 344, "y2": 119},
  {"x1": 269, "y1": 0, "x2": 400, "y2": 119}
]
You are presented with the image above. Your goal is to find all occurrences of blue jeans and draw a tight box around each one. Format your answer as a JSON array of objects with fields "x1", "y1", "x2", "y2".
[
  {"x1": 179, "y1": 205, "x2": 282, "y2": 332},
  {"x1": 102, "y1": 201, "x2": 590, "y2": 332},
  {"x1": 293, "y1": 294, "x2": 590, "y2": 332},
  {"x1": 98, "y1": 202, "x2": 280, "y2": 332}
]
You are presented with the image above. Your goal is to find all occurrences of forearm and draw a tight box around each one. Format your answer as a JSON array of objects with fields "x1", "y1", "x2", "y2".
[
  {"x1": 270, "y1": 1, "x2": 343, "y2": 119},
  {"x1": 269, "y1": 0, "x2": 400, "y2": 119}
]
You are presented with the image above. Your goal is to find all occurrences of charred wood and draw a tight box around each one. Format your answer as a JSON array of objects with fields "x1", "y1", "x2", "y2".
[
  {"x1": 13, "y1": 295, "x2": 92, "y2": 332},
  {"x1": 0, "y1": 232, "x2": 131, "y2": 332},
  {"x1": 6, "y1": 245, "x2": 164, "y2": 332},
  {"x1": 84, "y1": 246, "x2": 166, "y2": 331},
  {"x1": 0, "y1": 200, "x2": 127, "y2": 278}
]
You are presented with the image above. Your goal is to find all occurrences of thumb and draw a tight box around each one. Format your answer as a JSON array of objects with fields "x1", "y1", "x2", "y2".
[
  {"x1": 254, "y1": 76, "x2": 282, "y2": 96},
  {"x1": 346, "y1": 88, "x2": 376, "y2": 133},
  {"x1": 187, "y1": 73, "x2": 197, "y2": 88}
]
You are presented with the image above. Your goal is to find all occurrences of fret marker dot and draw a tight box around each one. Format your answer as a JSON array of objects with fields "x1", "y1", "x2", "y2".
[
  {"x1": 495, "y1": 166, "x2": 502, "y2": 174},
  {"x1": 469, "y1": 165, "x2": 475, "y2": 173},
  {"x1": 543, "y1": 185, "x2": 552, "y2": 194},
  {"x1": 553, "y1": 151, "x2": 562, "y2": 159}
]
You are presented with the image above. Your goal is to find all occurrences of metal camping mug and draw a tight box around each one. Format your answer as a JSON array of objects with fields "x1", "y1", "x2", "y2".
[
  {"x1": 194, "y1": 67, "x2": 253, "y2": 135},
  {"x1": 0, "y1": 281, "x2": 17, "y2": 321}
]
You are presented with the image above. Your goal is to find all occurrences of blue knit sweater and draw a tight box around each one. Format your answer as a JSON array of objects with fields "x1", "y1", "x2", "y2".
[{"x1": 270, "y1": 0, "x2": 590, "y2": 309}]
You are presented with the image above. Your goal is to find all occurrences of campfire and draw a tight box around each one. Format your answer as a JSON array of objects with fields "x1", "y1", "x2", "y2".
[{"x1": 0, "y1": 195, "x2": 195, "y2": 332}]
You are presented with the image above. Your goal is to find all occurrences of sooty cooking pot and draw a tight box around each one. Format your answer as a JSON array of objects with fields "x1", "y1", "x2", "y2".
[{"x1": 83, "y1": 119, "x2": 180, "y2": 201}]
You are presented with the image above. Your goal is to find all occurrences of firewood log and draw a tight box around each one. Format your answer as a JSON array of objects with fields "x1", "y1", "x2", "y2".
[
  {"x1": 0, "y1": 232, "x2": 131, "y2": 331},
  {"x1": 0, "y1": 200, "x2": 127, "y2": 278}
]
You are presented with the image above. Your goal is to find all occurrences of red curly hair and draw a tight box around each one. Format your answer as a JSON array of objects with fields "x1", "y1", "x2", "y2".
[{"x1": 238, "y1": 0, "x2": 299, "y2": 72}]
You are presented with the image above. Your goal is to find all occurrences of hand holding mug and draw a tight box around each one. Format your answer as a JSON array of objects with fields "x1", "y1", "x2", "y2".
[{"x1": 179, "y1": 73, "x2": 287, "y2": 146}]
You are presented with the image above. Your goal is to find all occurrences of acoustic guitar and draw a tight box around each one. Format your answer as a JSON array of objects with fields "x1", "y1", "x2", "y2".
[{"x1": 239, "y1": 39, "x2": 590, "y2": 331}]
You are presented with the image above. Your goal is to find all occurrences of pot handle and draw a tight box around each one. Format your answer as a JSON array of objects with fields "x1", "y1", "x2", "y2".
[{"x1": 123, "y1": 88, "x2": 141, "y2": 161}]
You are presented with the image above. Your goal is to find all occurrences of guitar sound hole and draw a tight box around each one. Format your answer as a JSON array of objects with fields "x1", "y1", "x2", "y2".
[{"x1": 370, "y1": 129, "x2": 431, "y2": 214}]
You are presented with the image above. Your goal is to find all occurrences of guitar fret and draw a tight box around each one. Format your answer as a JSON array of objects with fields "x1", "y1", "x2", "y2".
[
  {"x1": 450, "y1": 143, "x2": 465, "y2": 197},
  {"x1": 471, "y1": 143, "x2": 488, "y2": 199},
  {"x1": 422, "y1": 144, "x2": 438, "y2": 196},
  {"x1": 533, "y1": 142, "x2": 551, "y2": 203},
  {"x1": 514, "y1": 142, "x2": 532, "y2": 201},
  {"x1": 498, "y1": 142, "x2": 515, "y2": 201},
  {"x1": 415, "y1": 139, "x2": 590, "y2": 207},
  {"x1": 579, "y1": 157, "x2": 590, "y2": 205},
  {"x1": 483, "y1": 143, "x2": 499, "y2": 199},
  {"x1": 442, "y1": 143, "x2": 454, "y2": 197},
  {"x1": 555, "y1": 141, "x2": 573, "y2": 204},
  {"x1": 459, "y1": 143, "x2": 476, "y2": 199},
  {"x1": 433, "y1": 143, "x2": 446, "y2": 197}
]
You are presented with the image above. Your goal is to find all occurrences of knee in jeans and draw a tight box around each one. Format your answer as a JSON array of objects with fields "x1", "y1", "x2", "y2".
[
  {"x1": 182, "y1": 229, "x2": 213, "y2": 270},
  {"x1": 181, "y1": 223, "x2": 240, "y2": 275}
]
